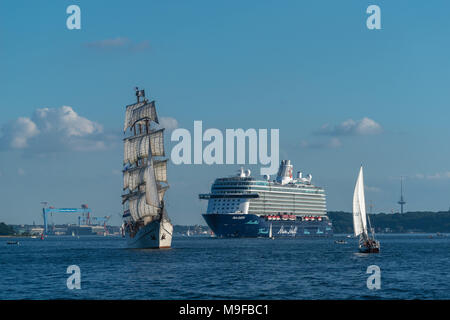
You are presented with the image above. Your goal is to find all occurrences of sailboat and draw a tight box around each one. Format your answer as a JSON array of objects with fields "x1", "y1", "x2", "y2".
[
  {"x1": 353, "y1": 166, "x2": 380, "y2": 253},
  {"x1": 122, "y1": 88, "x2": 173, "y2": 249}
]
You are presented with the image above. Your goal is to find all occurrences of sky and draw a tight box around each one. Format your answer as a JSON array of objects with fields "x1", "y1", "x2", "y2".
[{"x1": 1, "y1": 0, "x2": 450, "y2": 226}]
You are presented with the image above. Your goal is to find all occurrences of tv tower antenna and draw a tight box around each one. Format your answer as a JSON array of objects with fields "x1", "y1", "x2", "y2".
[{"x1": 397, "y1": 176, "x2": 406, "y2": 214}]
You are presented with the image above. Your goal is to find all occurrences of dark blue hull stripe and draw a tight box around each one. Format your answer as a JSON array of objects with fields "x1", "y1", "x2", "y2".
[{"x1": 202, "y1": 214, "x2": 333, "y2": 238}]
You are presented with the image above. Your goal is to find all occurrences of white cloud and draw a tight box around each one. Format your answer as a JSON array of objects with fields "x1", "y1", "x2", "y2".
[
  {"x1": 33, "y1": 106, "x2": 102, "y2": 137},
  {"x1": 5, "y1": 117, "x2": 40, "y2": 149},
  {"x1": 414, "y1": 172, "x2": 450, "y2": 180},
  {"x1": 316, "y1": 117, "x2": 382, "y2": 136},
  {"x1": 365, "y1": 185, "x2": 381, "y2": 192},
  {"x1": 85, "y1": 37, "x2": 130, "y2": 49},
  {"x1": 0, "y1": 106, "x2": 114, "y2": 153},
  {"x1": 84, "y1": 37, "x2": 150, "y2": 52},
  {"x1": 300, "y1": 137, "x2": 342, "y2": 149},
  {"x1": 158, "y1": 117, "x2": 178, "y2": 131}
]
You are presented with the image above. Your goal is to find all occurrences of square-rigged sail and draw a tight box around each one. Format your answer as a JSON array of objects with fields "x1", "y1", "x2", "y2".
[
  {"x1": 122, "y1": 99, "x2": 169, "y2": 222},
  {"x1": 124, "y1": 100, "x2": 158, "y2": 132}
]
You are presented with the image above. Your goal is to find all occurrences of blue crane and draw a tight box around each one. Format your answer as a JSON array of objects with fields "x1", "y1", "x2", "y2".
[{"x1": 41, "y1": 203, "x2": 90, "y2": 235}]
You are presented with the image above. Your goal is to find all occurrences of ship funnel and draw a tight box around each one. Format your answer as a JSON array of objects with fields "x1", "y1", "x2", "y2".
[{"x1": 276, "y1": 160, "x2": 293, "y2": 185}]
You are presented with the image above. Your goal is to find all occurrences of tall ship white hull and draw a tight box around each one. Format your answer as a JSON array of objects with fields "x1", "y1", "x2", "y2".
[{"x1": 125, "y1": 218, "x2": 173, "y2": 249}]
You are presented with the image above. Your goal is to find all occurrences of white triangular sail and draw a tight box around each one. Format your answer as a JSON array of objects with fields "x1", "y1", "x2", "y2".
[
  {"x1": 158, "y1": 185, "x2": 169, "y2": 202},
  {"x1": 352, "y1": 166, "x2": 367, "y2": 237},
  {"x1": 145, "y1": 155, "x2": 161, "y2": 208}
]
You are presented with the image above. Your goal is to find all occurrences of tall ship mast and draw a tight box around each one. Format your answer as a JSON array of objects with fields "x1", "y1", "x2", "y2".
[
  {"x1": 122, "y1": 88, "x2": 173, "y2": 249},
  {"x1": 199, "y1": 160, "x2": 333, "y2": 238}
]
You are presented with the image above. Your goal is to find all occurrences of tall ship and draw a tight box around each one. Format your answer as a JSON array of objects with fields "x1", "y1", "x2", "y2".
[
  {"x1": 121, "y1": 88, "x2": 173, "y2": 248},
  {"x1": 200, "y1": 160, "x2": 333, "y2": 238}
]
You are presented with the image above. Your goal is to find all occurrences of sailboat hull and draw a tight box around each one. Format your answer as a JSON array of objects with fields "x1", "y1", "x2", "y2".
[
  {"x1": 359, "y1": 246, "x2": 380, "y2": 254},
  {"x1": 358, "y1": 240, "x2": 380, "y2": 253},
  {"x1": 125, "y1": 219, "x2": 173, "y2": 249}
]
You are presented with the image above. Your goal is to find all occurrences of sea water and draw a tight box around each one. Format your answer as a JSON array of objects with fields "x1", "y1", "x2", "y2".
[{"x1": 0, "y1": 234, "x2": 449, "y2": 299}]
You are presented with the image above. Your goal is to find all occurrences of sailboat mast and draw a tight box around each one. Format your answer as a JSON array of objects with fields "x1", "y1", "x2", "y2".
[{"x1": 367, "y1": 213, "x2": 375, "y2": 240}]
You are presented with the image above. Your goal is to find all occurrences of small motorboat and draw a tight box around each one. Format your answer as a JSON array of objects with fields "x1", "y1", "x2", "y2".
[
  {"x1": 6, "y1": 241, "x2": 19, "y2": 245},
  {"x1": 335, "y1": 240, "x2": 347, "y2": 244}
]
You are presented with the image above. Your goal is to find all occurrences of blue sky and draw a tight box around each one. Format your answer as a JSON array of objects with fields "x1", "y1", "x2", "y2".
[{"x1": 1, "y1": 0, "x2": 450, "y2": 226}]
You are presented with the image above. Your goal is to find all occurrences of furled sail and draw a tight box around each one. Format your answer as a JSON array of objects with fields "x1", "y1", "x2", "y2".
[
  {"x1": 352, "y1": 166, "x2": 367, "y2": 237},
  {"x1": 124, "y1": 101, "x2": 158, "y2": 132},
  {"x1": 123, "y1": 129, "x2": 165, "y2": 164}
]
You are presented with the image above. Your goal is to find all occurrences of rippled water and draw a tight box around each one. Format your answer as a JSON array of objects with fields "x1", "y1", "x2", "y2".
[{"x1": 0, "y1": 234, "x2": 449, "y2": 299}]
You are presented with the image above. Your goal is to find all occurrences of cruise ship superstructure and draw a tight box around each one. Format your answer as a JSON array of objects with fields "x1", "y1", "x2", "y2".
[{"x1": 200, "y1": 160, "x2": 333, "y2": 238}]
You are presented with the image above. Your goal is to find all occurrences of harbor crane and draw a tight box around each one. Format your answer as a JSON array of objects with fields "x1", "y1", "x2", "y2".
[{"x1": 40, "y1": 203, "x2": 109, "y2": 235}]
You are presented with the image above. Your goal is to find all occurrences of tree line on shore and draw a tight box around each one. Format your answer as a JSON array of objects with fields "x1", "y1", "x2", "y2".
[
  {"x1": 0, "y1": 222, "x2": 15, "y2": 236},
  {"x1": 328, "y1": 211, "x2": 450, "y2": 234},
  {"x1": 2, "y1": 211, "x2": 450, "y2": 236}
]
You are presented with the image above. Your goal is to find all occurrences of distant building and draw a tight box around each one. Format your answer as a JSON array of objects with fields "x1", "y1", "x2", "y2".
[{"x1": 30, "y1": 227, "x2": 44, "y2": 235}]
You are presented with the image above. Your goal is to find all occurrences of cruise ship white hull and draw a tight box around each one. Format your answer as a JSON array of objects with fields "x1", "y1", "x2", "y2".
[{"x1": 125, "y1": 218, "x2": 173, "y2": 249}]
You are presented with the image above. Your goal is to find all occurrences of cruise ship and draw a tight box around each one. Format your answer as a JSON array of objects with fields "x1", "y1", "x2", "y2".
[{"x1": 199, "y1": 160, "x2": 333, "y2": 238}]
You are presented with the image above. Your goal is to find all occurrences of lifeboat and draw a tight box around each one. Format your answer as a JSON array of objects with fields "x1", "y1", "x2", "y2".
[
  {"x1": 282, "y1": 215, "x2": 289, "y2": 220},
  {"x1": 276, "y1": 216, "x2": 281, "y2": 221},
  {"x1": 289, "y1": 215, "x2": 296, "y2": 220}
]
